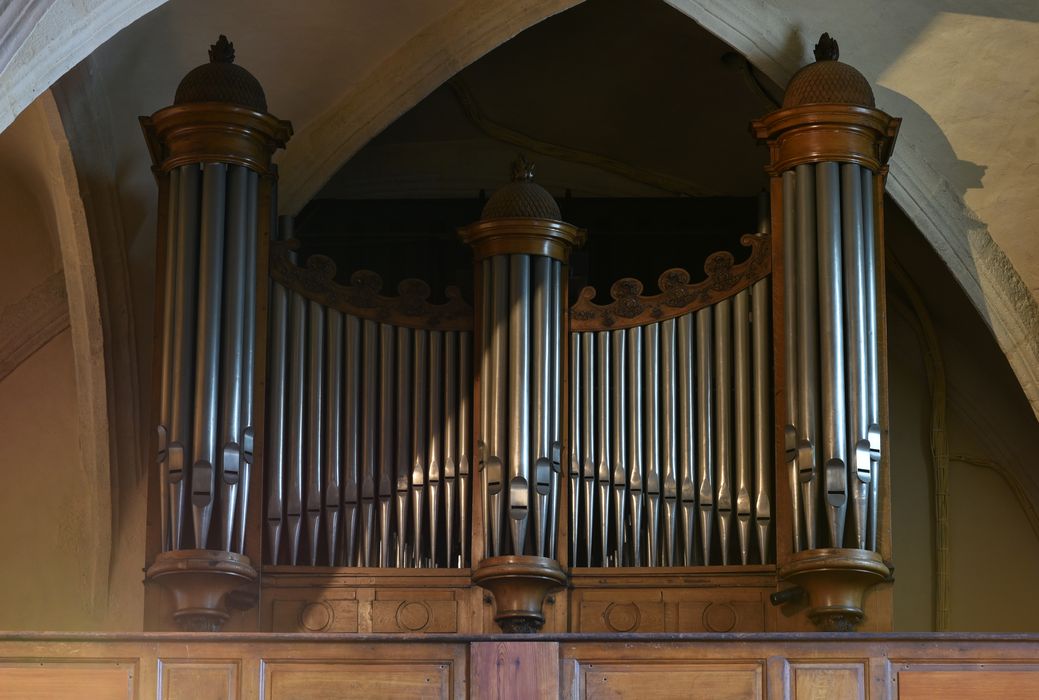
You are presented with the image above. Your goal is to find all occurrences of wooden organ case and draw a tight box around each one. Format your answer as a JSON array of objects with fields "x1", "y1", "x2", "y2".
[{"x1": 142, "y1": 35, "x2": 899, "y2": 636}]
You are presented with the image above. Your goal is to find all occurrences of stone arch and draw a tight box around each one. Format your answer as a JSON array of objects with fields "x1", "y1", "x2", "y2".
[
  {"x1": 4, "y1": 0, "x2": 1037, "y2": 431},
  {"x1": 272, "y1": 0, "x2": 1039, "y2": 426},
  {"x1": 0, "y1": 91, "x2": 112, "y2": 626}
]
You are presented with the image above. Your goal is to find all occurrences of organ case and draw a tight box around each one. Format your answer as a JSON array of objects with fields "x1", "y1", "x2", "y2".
[{"x1": 141, "y1": 34, "x2": 899, "y2": 634}]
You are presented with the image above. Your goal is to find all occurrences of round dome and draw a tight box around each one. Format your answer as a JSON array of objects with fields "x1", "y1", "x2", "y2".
[
  {"x1": 782, "y1": 33, "x2": 875, "y2": 109},
  {"x1": 174, "y1": 35, "x2": 268, "y2": 112},
  {"x1": 481, "y1": 159, "x2": 561, "y2": 221}
]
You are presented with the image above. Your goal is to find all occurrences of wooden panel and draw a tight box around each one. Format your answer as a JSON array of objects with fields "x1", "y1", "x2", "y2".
[
  {"x1": 676, "y1": 591, "x2": 768, "y2": 632},
  {"x1": 576, "y1": 590, "x2": 666, "y2": 633},
  {"x1": 792, "y1": 663, "x2": 864, "y2": 700},
  {"x1": 372, "y1": 599, "x2": 458, "y2": 633},
  {"x1": 575, "y1": 662, "x2": 762, "y2": 699},
  {"x1": 0, "y1": 663, "x2": 134, "y2": 699},
  {"x1": 160, "y1": 660, "x2": 239, "y2": 700},
  {"x1": 470, "y1": 642, "x2": 558, "y2": 700},
  {"x1": 271, "y1": 598, "x2": 358, "y2": 633},
  {"x1": 899, "y1": 671, "x2": 1039, "y2": 700},
  {"x1": 262, "y1": 661, "x2": 455, "y2": 699}
]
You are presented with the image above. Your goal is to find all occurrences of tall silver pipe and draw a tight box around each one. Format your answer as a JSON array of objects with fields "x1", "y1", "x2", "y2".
[
  {"x1": 532, "y1": 258, "x2": 552, "y2": 558},
  {"x1": 782, "y1": 170, "x2": 802, "y2": 552},
  {"x1": 191, "y1": 162, "x2": 227, "y2": 549},
  {"x1": 217, "y1": 166, "x2": 248, "y2": 554},
  {"x1": 325, "y1": 310, "x2": 343, "y2": 565},
  {"x1": 487, "y1": 255, "x2": 508, "y2": 557},
  {"x1": 234, "y1": 170, "x2": 259, "y2": 554},
  {"x1": 458, "y1": 331, "x2": 473, "y2": 567},
  {"x1": 508, "y1": 256, "x2": 532, "y2": 556},
  {"x1": 378, "y1": 323, "x2": 396, "y2": 568},
  {"x1": 795, "y1": 163, "x2": 820, "y2": 550},
  {"x1": 168, "y1": 165, "x2": 201, "y2": 552},
  {"x1": 548, "y1": 261, "x2": 562, "y2": 560},
  {"x1": 305, "y1": 300, "x2": 325, "y2": 566},
  {"x1": 428, "y1": 330, "x2": 444, "y2": 566},
  {"x1": 412, "y1": 329, "x2": 429, "y2": 566},
  {"x1": 342, "y1": 314, "x2": 361, "y2": 566},
  {"x1": 660, "y1": 319, "x2": 678, "y2": 567},
  {"x1": 734, "y1": 290, "x2": 753, "y2": 565},
  {"x1": 265, "y1": 280, "x2": 288, "y2": 564},
  {"x1": 842, "y1": 163, "x2": 871, "y2": 549},
  {"x1": 627, "y1": 325, "x2": 644, "y2": 566},
  {"x1": 157, "y1": 167, "x2": 181, "y2": 552},
  {"x1": 479, "y1": 259, "x2": 492, "y2": 552},
  {"x1": 714, "y1": 298, "x2": 733, "y2": 565},
  {"x1": 286, "y1": 290, "x2": 306, "y2": 565},
  {"x1": 580, "y1": 330, "x2": 596, "y2": 565},
  {"x1": 569, "y1": 332, "x2": 581, "y2": 567},
  {"x1": 443, "y1": 330, "x2": 458, "y2": 567},
  {"x1": 360, "y1": 319, "x2": 378, "y2": 566},
  {"x1": 862, "y1": 173, "x2": 881, "y2": 551},
  {"x1": 695, "y1": 308, "x2": 714, "y2": 564},
  {"x1": 752, "y1": 278, "x2": 772, "y2": 564},
  {"x1": 817, "y1": 161, "x2": 848, "y2": 548},
  {"x1": 610, "y1": 329, "x2": 628, "y2": 567},
  {"x1": 595, "y1": 330, "x2": 612, "y2": 566},
  {"x1": 677, "y1": 313, "x2": 696, "y2": 566},
  {"x1": 643, "y1": 323, "x2": 662, "y2": 567},
  {"x1": 395, "y1": 327, "x2": 413, "y2": 568}
]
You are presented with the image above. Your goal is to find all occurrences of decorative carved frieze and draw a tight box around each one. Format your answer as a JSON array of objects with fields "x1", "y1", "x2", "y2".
[
  {"x1": 569, "y1": 232, "x2": 770, "y2": 331},
  {"x1": 270, "y1": 240, "x2": 473, "y2": 331}
]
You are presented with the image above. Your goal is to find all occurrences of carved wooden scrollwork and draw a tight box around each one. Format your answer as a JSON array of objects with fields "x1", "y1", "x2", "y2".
[
  {"x1": 270, "y1": 240, "x2": 473, "y2": 331},
  {"x1": 569, "y1": 233, "x2": 771, "y2": 331}
]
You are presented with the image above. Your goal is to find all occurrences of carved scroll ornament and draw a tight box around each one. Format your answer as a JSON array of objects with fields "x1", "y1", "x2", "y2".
[
  {"x1": 270, "y1": 240, "x2": 473, "y2": 331},
  {"x1": 569, "y1": 233, "x2": 770, "y2": 331}
]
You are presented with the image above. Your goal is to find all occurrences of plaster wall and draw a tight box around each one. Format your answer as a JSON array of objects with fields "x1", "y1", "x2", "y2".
[{"x1": 0, "y1": 106, "x2": 93, "y2": 630}]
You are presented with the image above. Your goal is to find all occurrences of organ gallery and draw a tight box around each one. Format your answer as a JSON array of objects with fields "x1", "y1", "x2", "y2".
[
  {"x1": 141, "y1": 32, "x2": 898, "y2": 636},
  {"x1": 4, "y1": 3, "x2": 1039, "y2": 697}
]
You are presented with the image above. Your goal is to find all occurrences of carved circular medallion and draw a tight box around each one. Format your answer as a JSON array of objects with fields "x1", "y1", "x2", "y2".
[
  {"x1": 299, "y1": 601, "x2": 333, "y2": 632},
  {"x1": 604, "y1": 603, "x2": 641, "y2": 632},
  {"x1": 396, "y1": 601, "x2": 431, "y2": 632},
  {"x1": 703, "y1": 603, "x2": 737, "y2": 632}
]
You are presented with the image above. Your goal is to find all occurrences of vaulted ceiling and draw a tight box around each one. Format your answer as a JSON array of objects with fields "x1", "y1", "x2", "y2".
[{"x1": 3, "y1": 0, "x2": 1039, "y2": 425}]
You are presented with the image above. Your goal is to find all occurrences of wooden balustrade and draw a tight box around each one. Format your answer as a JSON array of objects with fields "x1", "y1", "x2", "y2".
[{"x1": 1, "y1": 632, "x2": 1037, "y2": 699}]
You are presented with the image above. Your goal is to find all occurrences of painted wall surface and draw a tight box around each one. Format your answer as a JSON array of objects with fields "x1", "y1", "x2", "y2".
[{"x1": 0, "y1": 106, "x2": 91, "y2": 630}]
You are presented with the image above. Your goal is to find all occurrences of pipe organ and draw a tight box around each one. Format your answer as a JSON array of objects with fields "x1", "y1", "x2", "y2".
[
  {"x1": 265, "y1": 231, "x2": 474, "y2": 569},
  {"x1": 143, "y1": 34, "x2": 900, "y2": 635}
]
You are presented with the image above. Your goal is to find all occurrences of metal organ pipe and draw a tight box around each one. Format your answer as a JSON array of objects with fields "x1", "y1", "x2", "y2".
[
  {"x1": 780, "y1": 159, "x2": 884, "y2": 554},
  {"x1": 458, "y1": 331, "x2": 473, "y2": 567},
  {"x1": 325, "y1": 310, "x2": 343, "y2": 565},
  {"x1": 395, "y1": 327, "x2": 413, "y2": 568},
  {"x1": 817, "y1": 162, "x2": 849, "y2": 548},
  {"x1": 236, "y1": 171, "x2": 259, "y2": 555},
  {"x1": 428, "y1": 329, "x2": 443, "y2": 566},
  {"x1": 342, "y1": 313, "x2": 361, "y2": 566},
  {"x1": 660, "y1": 319, "x2": 678, "y2": 567},
  {"x1": 795, "y1": 163, "x2": 820, "y2": 550},
  {"x1": 610, "y1": 329, "x2": 628, "y2": 567},
  {"x1": 191, "y1": 162, "x2": 228, "y2": 550},
  {"x1": 508, "y1": 256, "x2": 532, "y2": 556},
  {"x1": 216, "y1": 167, "x2": 248, "y2": 554},
  {"x1": 167, "y1": 165, "x2": 200, "y2": 553},
  {"x1": 841, "y1": 163, "x2": 871, "y2": 549},
  {"x1": 379, "y1": 323, "x2": 396, "y2": 568},
  {"x1": 782, "y1": 170, "x2": 801, "y2": 553},
  {"x1": 861, "y1": 173, "x2": 882, "y2": 551},
  {"x1": 305, "y1": 300, "x2": 325, "y2": 565},
  {"x1": 734, "y1": 289, "x2": 753, "y2": 565},
  {"x1": 444, "y1": 330, "x2": 459, "y2": 567},
  {"x1": 643, "y1": 323, "x2": 662, "y2": 567},
  {"x1": 677, "y1": 313, "x2": 695, "y2": 566}
]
